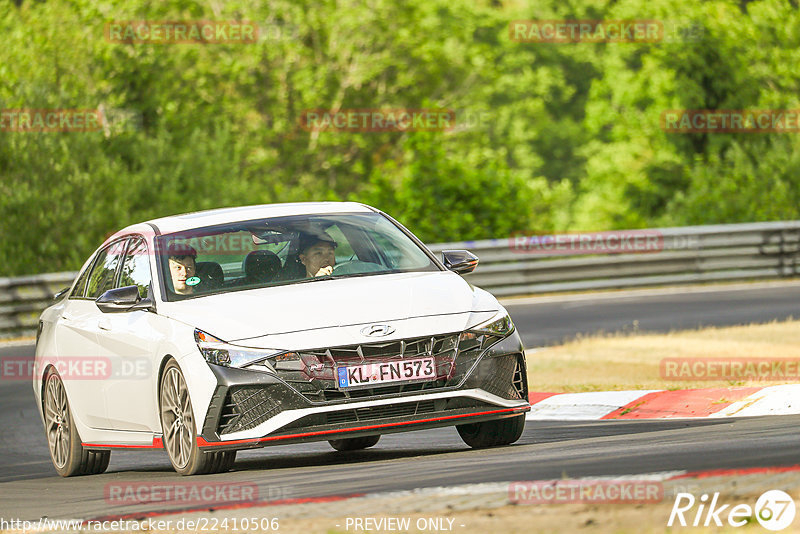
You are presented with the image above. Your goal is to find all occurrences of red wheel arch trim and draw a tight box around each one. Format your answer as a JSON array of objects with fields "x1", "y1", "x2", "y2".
[{"x1": 82, "y1": 436, "x2": 164, "y2": 449}]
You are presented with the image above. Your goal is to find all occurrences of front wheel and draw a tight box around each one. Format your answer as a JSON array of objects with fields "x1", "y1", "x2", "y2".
[
  {"x1": 456, "y1": 415, "x2": 525, "y2": 449},
  {"x1": 43, "y1": 369, "x2": 110, "y2": 477},
  {"x1": 328, "y1": 435, "x2": 381, "y2": 451},
  {"x1": 159, "y1": 360, "x2": 236, "y2": 475}
]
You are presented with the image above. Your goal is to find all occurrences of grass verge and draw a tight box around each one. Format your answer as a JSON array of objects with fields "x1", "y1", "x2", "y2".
[{"x1": 525, "y1": 319, "x2": 800, "y2": 393}]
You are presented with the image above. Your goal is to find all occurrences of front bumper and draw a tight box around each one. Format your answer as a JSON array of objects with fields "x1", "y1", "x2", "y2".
[{"x1": 199, "y1": 330, "x2": 529, "y2": 450}]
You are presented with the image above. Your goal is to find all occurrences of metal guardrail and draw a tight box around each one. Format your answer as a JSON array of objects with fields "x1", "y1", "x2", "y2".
[
  {"x1": 428, "y1": 221, "x2": 800, "y2": 296},
  {"x1": 2, "y1": 221, "x2": 799, "y2": 337},
  {"x1": 0, "y1": 272, "x2": 77, "y2": 337}
]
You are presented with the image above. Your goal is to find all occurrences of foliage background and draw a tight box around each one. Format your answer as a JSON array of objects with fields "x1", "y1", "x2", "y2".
[{"x1": 1, "y1": 0, "x2": 798, "y2": 275}]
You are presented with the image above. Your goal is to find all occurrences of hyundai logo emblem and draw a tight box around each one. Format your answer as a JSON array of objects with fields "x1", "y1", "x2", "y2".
[{"x1": 361, "y1": 324, "x2": 395, "y2": 337}]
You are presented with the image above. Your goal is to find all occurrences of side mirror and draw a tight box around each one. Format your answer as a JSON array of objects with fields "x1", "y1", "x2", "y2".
[
  {"x1": 441, "y1": 250, "x2": 479, "y2": 275},
  {"x1": 96, "y1": 285, "x2": 154, "y2": 313},
  {"x1": 53, "y1": 287, "x2": 70, "y2": 300}
]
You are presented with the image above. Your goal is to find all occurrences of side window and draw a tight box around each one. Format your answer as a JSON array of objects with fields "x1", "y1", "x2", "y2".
[
  {"x1": 85, "y1": 240, "x2": 127, "y2": 299},
  {"x1": 71, "y1": 257, "x2": 96, "y2": 298},
  {"x1": 119, "y1": 238, "x2": 152, "y2": 299}
]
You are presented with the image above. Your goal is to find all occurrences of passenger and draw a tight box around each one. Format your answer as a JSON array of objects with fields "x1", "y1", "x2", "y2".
[
  {"x1": 166, "y1": 243, "x2": 197, "y2": 295},
  {"x1": 298, "y1": 235, "x2": 337, "y2": 278}
]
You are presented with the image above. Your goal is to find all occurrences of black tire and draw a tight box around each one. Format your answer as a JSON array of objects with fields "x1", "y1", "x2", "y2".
[
  {"x1": 201, "y1": 449, "x2": 237, "y2": 475},
  {"x1": 159, "y1": 359, "x2": 235, "y2": 475},
  {"x1": 456, "y1": 415, "x2": 525, "y2": 449},
  {"x1": 42, "y1": 369, "x2": 111, "y2": 477},
  {"x1": 219, "y1": 450, "x2": 237, "y2": 471},
  {"x1": 328, "y1": 435, "x2": 381, "y2": 451}
]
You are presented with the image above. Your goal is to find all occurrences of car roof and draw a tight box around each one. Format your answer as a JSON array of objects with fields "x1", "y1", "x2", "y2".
[{"x1": 119, "y1": 201, "x2": 378, "y2": 236}]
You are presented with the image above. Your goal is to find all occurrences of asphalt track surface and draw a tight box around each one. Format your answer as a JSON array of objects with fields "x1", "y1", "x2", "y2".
[
  {"x1": 1, "y1": 282, "x2": 799, "y2": 520},
  {"x1": 505, "y1": 281, "x2": 800, "y2": 348}
]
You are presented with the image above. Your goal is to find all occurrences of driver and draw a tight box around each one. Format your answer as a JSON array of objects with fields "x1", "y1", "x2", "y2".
[
  {"x1": 298, "y1": 234, "x2": 337, "y2": 278},
  {"x1": 166, "y1": 243, "x2": 197, "y2": 295}
]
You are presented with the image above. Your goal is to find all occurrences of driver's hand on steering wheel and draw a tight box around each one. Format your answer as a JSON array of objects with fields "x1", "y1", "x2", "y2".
[{"x1": 314, "y1": 265, "x2": 333, "y2": 277}]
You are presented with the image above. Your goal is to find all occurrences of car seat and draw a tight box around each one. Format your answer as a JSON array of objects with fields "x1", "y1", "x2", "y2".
[{"x1": 243, "y1": 250, "x2": 281, "y2": 284}]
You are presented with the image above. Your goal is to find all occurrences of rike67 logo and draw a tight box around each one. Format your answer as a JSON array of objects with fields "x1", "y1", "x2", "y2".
[{"x1": 668, "y1": 490, "x2": 796, "y2": 531}]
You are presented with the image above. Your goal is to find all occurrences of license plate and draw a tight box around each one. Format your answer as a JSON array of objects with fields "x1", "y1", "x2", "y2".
[{"x1": 336, "y1": 357, "x2": 436, "y2": 389}]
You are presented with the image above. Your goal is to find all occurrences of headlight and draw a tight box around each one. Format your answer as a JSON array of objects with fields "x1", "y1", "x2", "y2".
[
  {"x1": 469, "y1": 310, "x2": 514, "y2": 336},
  {"x1": 194, "y1": 329, "x2": 283, "y2": 370}
]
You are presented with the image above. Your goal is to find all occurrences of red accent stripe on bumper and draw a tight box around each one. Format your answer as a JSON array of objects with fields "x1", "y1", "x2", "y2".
[
  {"x1": 80, "y1": 407, "x2": 529, "y2": 450},
  {"x1": 197, "y1": 405, "x2": 530, "y2": 448}
]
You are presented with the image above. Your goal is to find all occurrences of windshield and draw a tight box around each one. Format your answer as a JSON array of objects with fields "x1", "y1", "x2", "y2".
[{"x1": 155, "y1": 212, "x2": 440, "y2": 300}]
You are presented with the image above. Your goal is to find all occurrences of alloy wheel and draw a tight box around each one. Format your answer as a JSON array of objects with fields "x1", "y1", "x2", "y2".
[
  {"x1": 44, "y1": 374, "x2": 71, "y2": 468},
  {"x1": 160, "y1": 366, "x2": 194, "y2": 469}
]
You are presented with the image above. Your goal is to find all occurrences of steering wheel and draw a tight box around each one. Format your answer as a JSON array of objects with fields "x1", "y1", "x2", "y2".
[{"x1": 332, "y1": 260, "x2": 384, "y2": 275}]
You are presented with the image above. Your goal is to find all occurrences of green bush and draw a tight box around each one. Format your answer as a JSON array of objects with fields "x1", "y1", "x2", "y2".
[{"x1": 1, "y1": 0, "x2": 799, "y2": 275}]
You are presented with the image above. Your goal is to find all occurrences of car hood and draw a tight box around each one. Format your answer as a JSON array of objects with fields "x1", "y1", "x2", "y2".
[{"x1": 159, "y1": 271, "x2": 500, "y2": 345}]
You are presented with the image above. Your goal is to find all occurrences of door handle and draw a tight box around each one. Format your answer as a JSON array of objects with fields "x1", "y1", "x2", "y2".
[{"x1": 98, "y1": 319, "x2": 112, "y2": 331}]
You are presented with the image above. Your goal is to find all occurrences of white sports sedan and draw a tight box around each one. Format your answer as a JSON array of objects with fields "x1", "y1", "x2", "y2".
[{"x1": 34, "y1": 202, "x2": 530, "y2": 476}]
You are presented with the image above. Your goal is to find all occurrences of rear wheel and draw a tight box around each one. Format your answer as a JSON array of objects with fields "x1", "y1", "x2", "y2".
[
  {"x1": 43, "y1": 370, "x2": 110, "y2": 477},
  {"x1": 328, "y1": 435, "x2": 381, "y2": 451},
  {"x1": 159, "y1": 360, "x2": 236, "y2": 475},
  {"x1": 457, "y1": 415, "x2": 525, "y2": 449}
]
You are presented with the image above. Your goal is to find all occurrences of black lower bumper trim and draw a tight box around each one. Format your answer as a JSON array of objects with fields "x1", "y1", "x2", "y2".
[{"x1": 197, "y1": 405, "x2": 529, "y2": 451}]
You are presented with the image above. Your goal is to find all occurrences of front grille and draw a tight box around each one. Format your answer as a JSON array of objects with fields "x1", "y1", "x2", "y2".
[
  {"x1": 325, "y1": 399, "x2": 437, "y2": 425},
  {"x1": 218, "y1": 387, "x2": 282, "y2": 434},
  {"x1": 463, "y1": 353, "x2": 521, "y2": 400},
  {"x1": 277, "y1": 398, "x2": 498, "y2": 434},
  {"x1": 263, "y1": 332, "x2": 500, "y2": 404},
  {"x1": 320, "y1": 380, "x2": 446, "y2": 401},
  {"x1": 512, "y1": 356, "x2": 526, "y2": 399}
]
